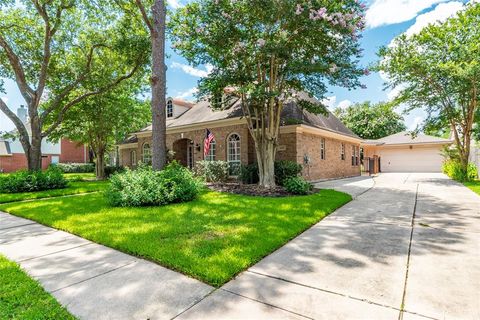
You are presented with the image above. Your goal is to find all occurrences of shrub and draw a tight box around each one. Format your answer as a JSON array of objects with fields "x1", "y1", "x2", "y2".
[
  {"x1": 283, "y1": 176, "x2": 313, "y2": 195},
  {"x1": 274, "y1": 160, "x2": 303, "y2": 185},
  {"x1": 55, "y1": 162, "x2": 95, "y2": 173},
  {"x1": 442, "y1": 160, "x2": 478, "y2": 182},
  {"x1": 106, "y1": 161, "x2": 201, "y2": 207},
  {"x1": 0, "y1": 167, "x2": 68, "y2": 193},
  {"x1": 105, "y1": 165, "x2": 125, "y2": 178},
  {"x1": 239, "y1": 160, "x2": 303, "y2": 185},
  {"x1": 193, "y1": 161, "x2": 229, "y2": 183}
]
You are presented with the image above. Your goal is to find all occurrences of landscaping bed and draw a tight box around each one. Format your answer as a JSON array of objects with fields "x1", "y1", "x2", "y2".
[
  {"x1": 0, "y1": 255, "x2": 75, "y2": 319},
  {"x1": 0, "y1": 189, "x2": 351, "y2": 286},
  {"x1": 207, "y1": 183, "x2": 316, "y2": 197}
]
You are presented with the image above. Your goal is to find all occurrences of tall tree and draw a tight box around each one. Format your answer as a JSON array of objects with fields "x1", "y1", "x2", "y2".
[
  {"x1": 334, "y1": 101, "x2": 406, "y2": 139},
  {"x1": 0, "y1": 1, "x2": 147, "y2": 171},
  {"x1": 377, "y1": 3, "x2": 479, "y2": 174},
  {"x1": 170, "y1": 0, "x2": 366, "y2": 187},
  {"x1": 114, "y1": 0, "x2": 167, "y2": 170},
  {"x1": 48, "y1": 79, "x2": 151, "y2": 180}
]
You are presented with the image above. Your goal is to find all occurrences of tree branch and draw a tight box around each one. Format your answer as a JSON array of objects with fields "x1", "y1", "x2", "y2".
[
  {"x1": 135, "y1": 0, "x2": 153, "y2": 33},
  {"x1": 42, "y1": 55, "x2": 143, "y2": 137},
  {"x1": 0, "y1": 98, "x2": 31, "y2": 151}
]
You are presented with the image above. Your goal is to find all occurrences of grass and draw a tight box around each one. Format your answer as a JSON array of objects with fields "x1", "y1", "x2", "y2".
[
  {"x1": 63, "y1": 172, "x2": 96, "y2": 181},
  {"x1": 0, "y1": 189, "x2": 350, "y2": 286},
  {"x1": 0, "y1": 255, "x2": 75, "y2": 319},
  {"x1": 0, "y1": 180, "x2": 109, "y2": 204},
  {"x1": 464, "y1": 180, "x2": 480, "y2": 195}
]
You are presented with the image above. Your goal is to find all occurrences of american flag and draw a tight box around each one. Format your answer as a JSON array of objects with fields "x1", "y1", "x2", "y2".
[{"x1": 204, "y1": 129, "x2": 215, "y2": 157}]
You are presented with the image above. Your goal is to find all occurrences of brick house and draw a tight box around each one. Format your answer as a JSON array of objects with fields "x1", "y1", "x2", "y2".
[
  {"x1": 118, "y1": 95, "x2": 362, "y2": 181},
  {"x1": 0, "y1": 106, "x2": 89, "y2": 173}
]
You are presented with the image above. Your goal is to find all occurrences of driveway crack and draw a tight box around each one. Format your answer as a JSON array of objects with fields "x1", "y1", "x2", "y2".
[{"x1": 399, "y1": 183, "x2": 419, "y2": 320}]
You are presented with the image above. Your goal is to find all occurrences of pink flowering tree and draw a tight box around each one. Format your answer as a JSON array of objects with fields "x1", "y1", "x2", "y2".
[{"x1": 170, "y1": 0, "x2": 366, "y2": 188}]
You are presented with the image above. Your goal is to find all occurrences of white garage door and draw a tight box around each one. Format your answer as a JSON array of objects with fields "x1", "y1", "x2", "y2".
[{"x1": 379, "y1": 146, "x2": 445, "y2": 172}]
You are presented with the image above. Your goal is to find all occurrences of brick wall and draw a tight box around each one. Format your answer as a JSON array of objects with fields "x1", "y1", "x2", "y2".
[
  {"x1": 119, "y1": 125, "x2": 361, "y2": 181},
  {"x1": 59, "y1": 139, "x2": 86, "y2": 163},
  {"x1": 0, "y1": 153, "x2": 54, "y2": 173},
  {"x1": 296, "y1": 132, "x2": 361, "y2": 181}
]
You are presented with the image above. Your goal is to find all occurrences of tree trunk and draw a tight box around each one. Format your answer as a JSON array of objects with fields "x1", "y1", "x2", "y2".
[
  {"x1": 95, "y1": 148, "x2": 106, "y2": 180},
  {"x1": 255, "y1": 137, "x2": 276, "y2": 188},
  {"x1": 27, "y1": 117, "x2": 43, "y2": 171},
  {"x1": 150, "y1": 0, "x2": 167, "y2": 171}
]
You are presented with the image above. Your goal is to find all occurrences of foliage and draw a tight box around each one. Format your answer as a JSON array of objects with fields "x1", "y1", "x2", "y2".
[
  {"x1": 239, "y1": 160, "x2": 303, "y2": 186},
  {"x1": 0, "y1": 180, "x2": 107, "y2": 204},
  {"x1": 0, "y1": 1, "x2": 149, "y2": 170},
  {"x1": 376, "y1": 3, "x2": 480, "y2": 172},
  {"x1": 55, "y1": 163, "x2": 95, "y2": 173},
  {"x1": 194, "y1": 160, "x2": 229, "y2": 183},
  {"x1": 106, "y1": 162, "x2": 201, "y2": 207},
  {"x1": 274, "y1": 160, "x2": 303, "y2": 186},
  {"x1": 169, "y1": 0, "x2": 366, "y2": 187},
  {"x1": 105, "y1": 165, "x2": 126, "y2": 178},
  {"x1": 442, "y1": 160, "x2": 478, "y2": 182},
  {"x1": 0, "y1": 255, "x2": 75, "y2": 320},
  {"x1": 284, "y1": 176, "x2": 313, "y2": 195},
  {"x1": 0, "y1": 189, "x2": 351, "y2": 286},
  {"x1": 334, "y1": 101, "x2": 406, "y2": 139},
  {"x1": 0, "y1": 167, "x2": 67, "y2": 193}
]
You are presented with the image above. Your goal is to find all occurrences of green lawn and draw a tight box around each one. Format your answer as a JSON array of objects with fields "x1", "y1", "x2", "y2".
[
  {"x1": 464, "y1": 180, "x2": 480, "y2": 195},
  {"x1": 0, "y1": 189, "x2": 350, "y2": 286},
  {"x1": 0, "y1": 255, "x2": 75, "y2": 320},
  {"x1": 63, "y1": 172, "x2": 96, "y2": 181},
  {"x1": 0, "y1": 180, "x2": 109, "y2": 204}
]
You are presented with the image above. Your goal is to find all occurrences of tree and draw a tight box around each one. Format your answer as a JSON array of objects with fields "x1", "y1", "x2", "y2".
[
  {"x1": 0, "y1": 1, "x2": 148, "y2": 171},
  {"x1": 49, "y1": 80, "x2": 151, "y2": 180},
  {"x1": 334, "y1": 101, "x2": 406, "y2": 139},
  {"x1": 170, "y1": 0, "x2": 366, "y2": 187},
  {"x1": 114, "y1": 0, "x2": 168, "y2": 171},
  {"x1": 377, "y1": 3, "x2": 479, "y2": 174}
]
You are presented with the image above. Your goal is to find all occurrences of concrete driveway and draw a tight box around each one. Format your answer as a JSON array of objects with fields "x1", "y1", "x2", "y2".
[{"x1": 179, "y1": 173, "x2": 479, "y2": 319}]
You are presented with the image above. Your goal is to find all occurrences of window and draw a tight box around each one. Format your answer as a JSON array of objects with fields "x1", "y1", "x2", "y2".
[
  {"x1": 355, "y1": 146, "x2": 360, "y2": 166},
  {"x1": 130, "y1": 150, "x2": 137, "y2": 167},
  {"x1": 227, "y1": 133, "x2": 241, "y2": 175},
  {"x1": 205, "y1": 139, "x2": 216, "y2": 161},
  {"x1": 142, "y1": 143, "x2": 152, "y2": 164},
  {"x1": 320, "y1": 138, "x2": 326, "y2": 160},
  {"x1": 167, "y1": 100, "x2": 173, "y2": 118},
  {"x1": 341, "y1": 143, "x2": 345, "y2": 160},
  {"x1": 351, "y1": 145, "x2": 355, "y2": 166}
]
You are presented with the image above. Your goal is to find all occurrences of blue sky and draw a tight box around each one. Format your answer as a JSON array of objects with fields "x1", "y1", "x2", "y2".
[{"x1": 0, "y1": 0, "x2": 473, "y2": 132}]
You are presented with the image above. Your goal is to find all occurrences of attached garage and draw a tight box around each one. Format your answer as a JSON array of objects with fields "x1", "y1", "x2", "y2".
[{"x1": 362, "y1": 132, "x2": 452, "y2": 173}]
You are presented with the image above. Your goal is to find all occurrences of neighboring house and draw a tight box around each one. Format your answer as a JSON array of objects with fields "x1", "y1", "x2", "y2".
[
  {"x1": 362, "y1": 131, "x2": 452, "y2": 173},
  {"x1": 0, "y1": 106, "x2": 89, "y2": 173},
  {"x1": 118, "y1": 95, "x2": 363, "y2": 181}
]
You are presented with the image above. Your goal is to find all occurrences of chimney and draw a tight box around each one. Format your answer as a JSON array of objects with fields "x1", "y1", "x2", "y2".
[{"x1": 17, "y1": 105, "x2": 27, "y2": 123}]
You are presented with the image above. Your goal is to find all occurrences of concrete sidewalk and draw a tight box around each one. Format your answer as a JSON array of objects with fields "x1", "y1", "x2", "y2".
[{"x1": 0, "y1": 213, "x2": 213, "y2": 320}]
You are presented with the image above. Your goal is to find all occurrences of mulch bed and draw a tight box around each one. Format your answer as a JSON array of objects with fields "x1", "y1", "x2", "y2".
[{"x1": 207, "y1": 183, "x2": 318, "y2": 197}]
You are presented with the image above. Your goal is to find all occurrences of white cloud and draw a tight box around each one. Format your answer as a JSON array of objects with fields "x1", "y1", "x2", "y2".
[
  {"x1": 322, "y1": 96, "x2": 336, "y2": 109},
  {"x1": 337, "y1": 99, "x2": 352, "y2": 110},
  {"x1": 405, "y1": 1, "x2": 464, "y2": 36},
  {"x1": 171, "y1": 62, "x2": 210, "y2": 78},
  {"x1": 366, "y1": 0, "x2": 448, "y2": 28},
  {"x1": 409, "y1": 116, "x2": 424, "y2": 130},
  {"x1": 176, "y1": 87, "x2": 198, "y2": 99},
  {"x1": 167, "y1": 0, "x2": 182, "y2": 9}
]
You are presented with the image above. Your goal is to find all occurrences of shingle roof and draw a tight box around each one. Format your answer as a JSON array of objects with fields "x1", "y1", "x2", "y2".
[
  {"x1": 122, "y1": 93, "x2": 358, "y2": 143},
  {"x1": 365, "y1": 131, "x2": 452, "y2": 146}
]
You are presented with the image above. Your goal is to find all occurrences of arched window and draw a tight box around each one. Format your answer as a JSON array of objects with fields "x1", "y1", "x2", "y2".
[
  {"x1": 167, "y1": 100, "x2": 173, "y2": 118},
  {"x1": 142, "y1": 143, "x2": 152, "y2": 164},
  {"x1": 227, "y1": 133, "x2": 241, "y2": 175},
  {"x1": 205, "y1": 139, "x2": 216, "y2": 161},
  {"x1": 130, "y1": 150, "x2": 137, "y2": 167}
]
